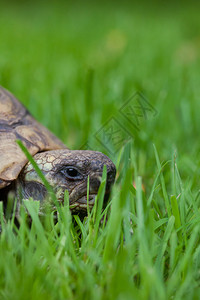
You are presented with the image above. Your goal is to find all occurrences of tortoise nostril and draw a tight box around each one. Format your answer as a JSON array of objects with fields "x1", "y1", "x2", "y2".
[
  {"x1": 89, "y1": 177, "x2": 101, "y2": 193},
  {"x1": 107, "y1": 170, "x2": 115, "y2": 182},
  {"x1": 107, "y1": 164, "x2": 116, "y2": 182}
]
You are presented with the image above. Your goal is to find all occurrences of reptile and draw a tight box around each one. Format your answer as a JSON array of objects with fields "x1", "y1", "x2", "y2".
[{"x1": 0, "y1": 86, "x2": 116, "y2": 215}]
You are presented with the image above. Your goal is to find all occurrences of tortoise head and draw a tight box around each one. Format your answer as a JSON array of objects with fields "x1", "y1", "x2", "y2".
[{"x1": 17, "y1": 149, "x2": 116, "y2": 214}]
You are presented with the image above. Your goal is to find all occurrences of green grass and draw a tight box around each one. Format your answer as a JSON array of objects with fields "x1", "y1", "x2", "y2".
[{"x1": 1, "y1": 1, "x2": 200, "y2": 299}]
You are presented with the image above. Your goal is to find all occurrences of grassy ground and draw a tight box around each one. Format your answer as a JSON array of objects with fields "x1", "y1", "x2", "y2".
[{"x1": 1, "y1": 1, "x2": 200, "y2": 299}]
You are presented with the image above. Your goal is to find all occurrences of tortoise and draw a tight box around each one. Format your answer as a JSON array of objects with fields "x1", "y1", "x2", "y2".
[{"x1": 0, "y1": 86, "x2": 116, "y2": 215}]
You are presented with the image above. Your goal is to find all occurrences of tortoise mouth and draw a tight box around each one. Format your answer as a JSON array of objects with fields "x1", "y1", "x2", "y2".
[{"x1": 69, "y1": 194, "x2": 96, "y2": 211}]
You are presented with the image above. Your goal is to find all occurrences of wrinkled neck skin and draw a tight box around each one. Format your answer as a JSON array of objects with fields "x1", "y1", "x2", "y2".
[{"x1": 16, "y1": 149, "x2": 116, "y2": 214}]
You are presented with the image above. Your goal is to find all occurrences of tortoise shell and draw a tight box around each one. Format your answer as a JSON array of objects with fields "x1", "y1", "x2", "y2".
[{"x1": 0, "y1": 86, "x2": 66, "y2": 189}]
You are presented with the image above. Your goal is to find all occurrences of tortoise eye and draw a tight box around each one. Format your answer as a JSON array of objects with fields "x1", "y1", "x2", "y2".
[{"x1": 60, "y1": 167, "x2": 82, "y2": 180}]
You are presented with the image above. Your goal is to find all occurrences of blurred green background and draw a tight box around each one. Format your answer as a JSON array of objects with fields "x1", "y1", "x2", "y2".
[{"x1": 1, "y1": 0, "x2": 200, "y2": 192}]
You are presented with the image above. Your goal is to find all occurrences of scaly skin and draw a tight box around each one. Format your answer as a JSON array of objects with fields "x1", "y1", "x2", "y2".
[{"x1": 17, "y1": 149, "x2": 116, "y2": 213}]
